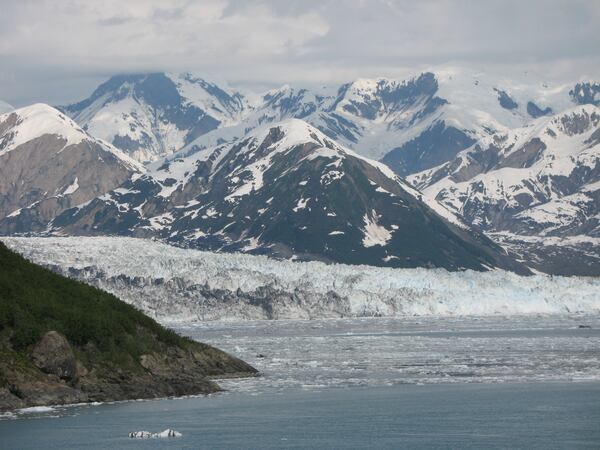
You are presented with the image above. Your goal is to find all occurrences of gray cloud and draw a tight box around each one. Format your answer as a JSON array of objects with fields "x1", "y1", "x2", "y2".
[{"x1": 0, "y1": 0, "x2": 598, "y2": 107}]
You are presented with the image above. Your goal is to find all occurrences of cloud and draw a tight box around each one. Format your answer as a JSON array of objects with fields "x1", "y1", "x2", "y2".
[{"x1": 0, "y1": 0, "x2": 598, "y2": 106}]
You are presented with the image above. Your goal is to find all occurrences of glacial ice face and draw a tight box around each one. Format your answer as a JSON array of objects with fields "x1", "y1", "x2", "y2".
[{"x1": 3, "y1": 236, "x2": 600, "y2": 323}]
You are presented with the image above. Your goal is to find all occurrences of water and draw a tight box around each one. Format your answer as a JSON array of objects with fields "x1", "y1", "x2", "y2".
[
  {"x1": 2, "y1": 315, "x2": 599, "y2": 449},
  {"x1": 1, "y1": 383, "x2": 599, "y2": 449},
  {"x1": 178, "y1": 314, "x2": 600, "y2": 392}
]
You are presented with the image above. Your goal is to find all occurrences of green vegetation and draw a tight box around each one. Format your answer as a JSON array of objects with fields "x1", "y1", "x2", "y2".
[
  {"x1": 0, "y1": 241, "x2": 193, "y2": 361},
  {"x1": 0, "y1": 241, "x2": 255, "y2": 411}
]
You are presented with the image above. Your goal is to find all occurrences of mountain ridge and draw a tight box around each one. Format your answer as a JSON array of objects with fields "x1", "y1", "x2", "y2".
[
  {"x1": 62, "y1": 69, "x2": 587, "y2": 175},
  {"x1": 408, "y1": 104, "x2": 600, "y2": 275},
  {"x1": 48, "y1": 118, "x2": 528, "y2": 273}
]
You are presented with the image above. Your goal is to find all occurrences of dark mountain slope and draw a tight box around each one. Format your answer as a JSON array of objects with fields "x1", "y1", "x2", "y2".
[{"x1": 51, "y1": 119, "x2": 529, "y2": 273}]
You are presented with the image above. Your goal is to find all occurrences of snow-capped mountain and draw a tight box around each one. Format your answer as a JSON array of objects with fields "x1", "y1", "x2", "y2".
[
  {"x1": 64, "y1": 69, "x2": 584, "y2": 178},
  {"x1": 0, "y1": 100, "x2": 13, "y2": 114},
  {"x1": 409, "y1": 105, "x2": 600, "y2": 275},
  {"x1": 50, "y1": 119, "x2": 526, "y2": 273},
  {"x1": 182, "y1": 68, "x2": 577, "y2": 177},
  {"x1": 60, "y1": 73, "x2": 248, "y2": 163},
  {"x1": 0, "y1": 104, "x2": 144, "y2": 233},
  {"x1": 7, "y1": 70, "x2": 597, "y2": 274}
]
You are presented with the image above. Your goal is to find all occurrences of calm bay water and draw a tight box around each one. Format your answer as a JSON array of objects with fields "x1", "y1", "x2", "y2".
[
  {"x1": 1, "y1": 383, "x2": 599, "y2": 449},
  {"x1": 2, "y1": 315, "x2": 599, "y2": 449}
]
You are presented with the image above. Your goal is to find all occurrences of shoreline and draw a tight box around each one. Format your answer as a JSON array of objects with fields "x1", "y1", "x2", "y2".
[
  {"x1": 0, "y1": 377, "x2": 600, "y2": 422},
  {"x1": 3, "y1": 379, "x2": 600, "y2": 421}
]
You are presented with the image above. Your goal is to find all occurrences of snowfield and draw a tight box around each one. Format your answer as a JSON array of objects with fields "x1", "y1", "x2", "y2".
[{"x1": 3, "y1": 236, "x2": 599, "y2": 323}]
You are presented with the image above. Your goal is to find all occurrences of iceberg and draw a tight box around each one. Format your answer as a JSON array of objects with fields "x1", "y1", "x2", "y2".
[{"x1": 129, "y1": 429, "x2": 182, "y2": 438}]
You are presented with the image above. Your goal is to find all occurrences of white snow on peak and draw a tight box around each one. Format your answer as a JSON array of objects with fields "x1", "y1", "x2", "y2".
[
  {"x1": 65, "y1": 73, "x2": 249, "y2": 163},
  {"x1": 416, "y1": 104, "x2": 599, "y2": 208},
  {"x1": 325, "y1": 68, "x2": 579, "y2": 160},
  {"x1": 220, "y1": 118, "x2": 407, "y2": 202},
  {"x1": 166, "y1": 72, "x2": 247, "y2": 125},
  {"x1": 0, "y1": 103, "x2": 144, "y2": 172},
  {"x1": 0, "y1": 103, "x2": 87, "y2": 156},
  {"x1": 78, "y1": 93, "x2": 188, "y2": 163},
  {"x1": 408, "y1": 103, "x2": 599, "y2": 243},
  {"x1": 171, "y1": 118, "x2": 467, "y2": 231}
]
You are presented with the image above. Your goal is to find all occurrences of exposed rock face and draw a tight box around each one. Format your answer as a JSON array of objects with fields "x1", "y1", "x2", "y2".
[
  {"x1": 570, "y1": 82, "x2": 600, "y2": 107},
  {"x1": 527, "y1": 101, "x2": 553, "y2": 118},
  {"x1": 494, "y1": 88, "x2": 519, "y2": 110},
  {"x1": 0, "y1": 388, "x2": 25, "y2": 410},
  {"x1": 9, "y1": 380, "x2": 87, "y2": 408},
  {"x1": 0, "y1": 329, "x2": 255, "y2": 411},
  {"x1": 31, "y1": 331, "x2": 77, "y2": 381},
  {"x1": 0, "y1": 332, "x2": 87, "y2": 409},
  {"x1": 381, "y1": 121, "x2": 476, "y2": 176},
  {"x1": 0, "y1": 104, "x2": 143, "y2": 233}
]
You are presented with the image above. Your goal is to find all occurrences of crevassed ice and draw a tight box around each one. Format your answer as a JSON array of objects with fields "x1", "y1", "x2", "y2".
[{"x1": 3, "y1": 236, "x2": 600, "y2": 323}]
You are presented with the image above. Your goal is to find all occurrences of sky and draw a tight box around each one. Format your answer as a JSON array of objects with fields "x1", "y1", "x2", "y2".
[{"x1": 1, "y1": 0, "x2": 599, "y2": 107}]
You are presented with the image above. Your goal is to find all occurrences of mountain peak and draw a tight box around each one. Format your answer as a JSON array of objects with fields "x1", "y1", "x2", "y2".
[
  {"x1": 261, "y1": 117, "x2": 328, "y2": 146},
  {"x1": 60, "y1": 72, "x2": 248, "y2": 163},
  {"x1": 244, "y1": 118, "x2": 400, "y2": 183},
  {"x1": 0, "y1": 103, "x2": 87, "y2": 157},
  {"x1": 0, "y1": 102, "x2": 145, "y2": 233}
]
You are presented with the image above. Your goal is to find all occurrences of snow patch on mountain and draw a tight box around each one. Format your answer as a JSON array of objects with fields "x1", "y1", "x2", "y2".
[
  {"x1": 61, "y1": 177, "x2": 79, "y2": 196},
  {"x1": 362, "y1": 211, "x2": 392, "y2": 247},
  {"x1": 408, "y1": 104, "x2": 600, "y2": 275},
  {"x1": 413, "y1": 105, "x2": 599, "y2": 226}
]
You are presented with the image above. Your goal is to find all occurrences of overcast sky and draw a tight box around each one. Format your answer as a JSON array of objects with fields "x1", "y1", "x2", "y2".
[{"x1": 1, "y1": 0, "x2": 598, "y2": 107}]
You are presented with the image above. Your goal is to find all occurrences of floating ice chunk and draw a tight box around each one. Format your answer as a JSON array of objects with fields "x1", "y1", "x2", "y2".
[
  {"x1": 156, "y1": 429, "x2": 183, "y2": 438},
  {"x1": 129, "y1": 431, "x2": 152, "y2": 438},
  {"x1": 129, "y1": 429, "x2": 182, "y2": 438},
  {"x1": 18, "y1": 406, "x2": 56, "y2": 414}
]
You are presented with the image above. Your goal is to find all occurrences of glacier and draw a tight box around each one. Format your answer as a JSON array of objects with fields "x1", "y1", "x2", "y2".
[{"x1": 2, "y1": 236, "x2": 599, "y2": 323}]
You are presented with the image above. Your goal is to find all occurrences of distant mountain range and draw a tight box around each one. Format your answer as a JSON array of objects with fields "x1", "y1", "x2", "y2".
[
  {"x1": 0, "y1": 70, "x2": 598, "y2": 275},
  {"x1": 58, "y1": 70, "x2": 591, "y2": 172}
]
